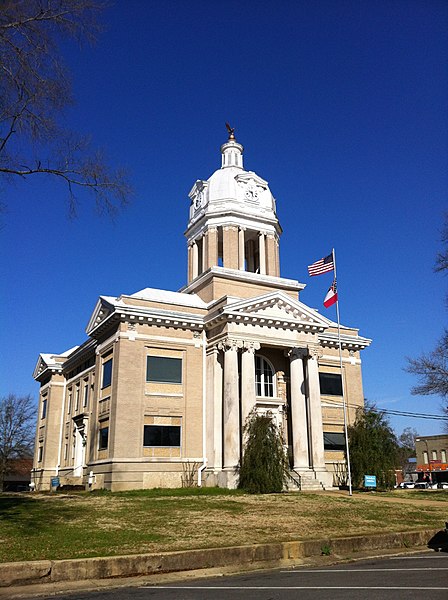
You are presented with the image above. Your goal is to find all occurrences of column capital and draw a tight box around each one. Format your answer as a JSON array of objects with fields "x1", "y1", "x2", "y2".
[
  {"x1": 217, "y1": 338, "x2": 243, "y2": 351},
  {"x1": 286, "y1": 347, "x2": 308, "y2": 360},
  {"x1": 307, "y1": 344, "x2": 322, "y2": 360},
  {"x1": 242, "y1": 340, "x2": 261, "y2": 353}
]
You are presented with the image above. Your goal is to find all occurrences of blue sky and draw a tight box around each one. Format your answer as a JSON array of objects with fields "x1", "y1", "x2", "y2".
[{"x1": 1, "y1": 0, "x2": 447, "y2": 437}]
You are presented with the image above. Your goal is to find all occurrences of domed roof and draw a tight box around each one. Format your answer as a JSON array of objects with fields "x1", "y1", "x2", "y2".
[{"x1": 186, "y1": 134, "x2": 279, "y2": 233}]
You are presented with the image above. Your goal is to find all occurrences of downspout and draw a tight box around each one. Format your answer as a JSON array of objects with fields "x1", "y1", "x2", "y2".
[{"x1": 197, "y1": 328, "x2": 208, "y2": 486}]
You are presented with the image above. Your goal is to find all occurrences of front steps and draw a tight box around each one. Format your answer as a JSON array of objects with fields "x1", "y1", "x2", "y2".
[{"x1": 287, "y1": 470, "x2": 326, "y2": 491}]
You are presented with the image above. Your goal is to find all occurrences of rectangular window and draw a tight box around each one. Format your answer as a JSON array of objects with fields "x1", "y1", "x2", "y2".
[
  {"x1": 102, "y1": 358, "x2": 113, "y2": 388},
  {"x1": 323, "y1": 432, "x2": 346, "y2": 451},
  {"x1": 146, "y1": 356, "x2": 182, "y2": 384},
  {"x1": 319, "y1": 372, "x2": 343, "y2": 396},
  {"x1": 423, "y1": 450, "x2": 429, "y2": 464},
  {"x1": 75, "y1": 385, "x2": 80, "y2": 412},
  {"x1": 67, "y1": 389, "x2": 72, "y2": 414},
  {"x1": 98, "y1": 426, "x2": 109, "y2": 450},
  {"x1": 38, "y1": 446, "x2": 43, "y2": 462},
  {"x1": 143, "y1": 425, "x2": 181, "y2": 447},
  {"x1": 83, "y1": 381, "x2": 89, "y2": 408},
  {"x1": 41, "y1": 397, "x2": 47, "y2": 419},
  {"x1": 442, "y1": 449, "x2": 446, "y2": 463},
  {"x1": 64, "y1": 443, "x2": 68, "y2": 461},
  {"x1": 432, "y1": 450, "x2": 438, "y2": 461}
]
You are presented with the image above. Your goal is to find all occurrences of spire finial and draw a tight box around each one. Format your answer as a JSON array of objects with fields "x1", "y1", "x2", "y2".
[{"x1": 225, "y1": 122, "x2": 235, "y2": 141}]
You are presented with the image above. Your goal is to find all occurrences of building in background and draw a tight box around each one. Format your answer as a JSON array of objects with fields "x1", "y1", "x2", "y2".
[
  {"x1": 32, "y1": 131, "x2": 371, "y2": 491},
  {"x1": 415, "y1": 434, "x2": 448, "y2": 485}
]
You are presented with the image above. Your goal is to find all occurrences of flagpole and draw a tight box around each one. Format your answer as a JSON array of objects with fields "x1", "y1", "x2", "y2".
[{"x1": 332, "y1": 248, "x2": 353, "y2": 497}]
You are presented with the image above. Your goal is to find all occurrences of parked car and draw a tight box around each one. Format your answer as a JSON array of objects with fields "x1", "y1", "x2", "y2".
[
  {"x1": 397, "y1": 481, "x2": 415, "y2": 489},
  {"x1": 414, "y1": 482, "x2": 430, "y2": 489},
  {"x1": 437, "y1": 482, "x2": 448, "y2": 489}
]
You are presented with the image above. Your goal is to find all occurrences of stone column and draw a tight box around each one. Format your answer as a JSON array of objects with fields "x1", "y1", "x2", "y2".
[
  {"x1": 187, "y1": 243, "x2": 193, "y2": 283},
  {"x1": 219, "y1": 339, "x2": 240, "y2": 470},
  {"x1": 192, "y1": 240, "x2": 198, "y2": 279},
  {"x1": 238, "y1": 227, "x2": 245, "y2": 271},
  {"x1": 259, "y1": 232, "x2": 266, "y2": 275},
  {"x1": 223, "y1": 226, "x2": 239, "y2": 270},
  {"x1": 206, "y1": 346, "x2": 223, "y2": 469},
  {"x1": 202, "y1": 233, "x2": 208, "y2": 273},
  {"x1": 207, "y1": 227, "x2": 218, "y2": 269},
  {"x1": 307, "y1": 345, "x2": 326, "y2": 471},
  {"x1": 266, "y1": 234, "x2": 277, "y2": 276},
  {"x1": 288, "y1": 348, "x2": 310, "y2": 471},
  {"x1": 241, "y1": 342, "x2": 260, "y2": 427}
]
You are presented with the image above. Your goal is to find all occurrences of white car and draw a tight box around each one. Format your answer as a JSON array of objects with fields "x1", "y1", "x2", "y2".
[{"x1": 398, "y1": 481, "x2": 415, "y2": 489}]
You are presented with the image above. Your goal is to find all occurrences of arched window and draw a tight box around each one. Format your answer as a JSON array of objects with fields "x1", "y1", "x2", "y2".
[{"x1": 255, "y1": 355, "x2": 275, "y2": 398}]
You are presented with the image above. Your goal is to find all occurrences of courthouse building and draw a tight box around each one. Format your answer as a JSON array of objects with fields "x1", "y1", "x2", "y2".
[{"x1": 32, "y1": 131, "x2": 371, "y2": 491}]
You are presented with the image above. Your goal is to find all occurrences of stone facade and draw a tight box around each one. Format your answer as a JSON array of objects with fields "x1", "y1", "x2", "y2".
[{"x1": 32, "y1": 132, "x2": 371, "y2": 491}]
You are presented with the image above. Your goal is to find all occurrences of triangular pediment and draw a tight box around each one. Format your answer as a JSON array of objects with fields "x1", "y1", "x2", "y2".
[
  {"x1": 85, "y1": 296, "x2": 115, "y2": 335},
  {"x1": 222, "y1": 291, "x2": 331, "y2": 330}
]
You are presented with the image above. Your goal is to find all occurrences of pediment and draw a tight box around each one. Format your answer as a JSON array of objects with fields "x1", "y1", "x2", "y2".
[
  {"x1": 85, "y1": 296, "x2": 115, "y2": 335},
  {"x1": 223, "y1": 292, "x2": 331, "y2": 330}
]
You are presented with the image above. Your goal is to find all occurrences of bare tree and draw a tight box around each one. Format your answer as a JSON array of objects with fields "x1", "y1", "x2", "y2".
[
  {"x1": 406, "y1": 215, "x2": 448, "y2": 431},
  {"x1": 0, "y1": 394, "x2": 35, "y2": 491},
  {"x1": 0, "y1": 0, "x2": 132, "y2": 215}
]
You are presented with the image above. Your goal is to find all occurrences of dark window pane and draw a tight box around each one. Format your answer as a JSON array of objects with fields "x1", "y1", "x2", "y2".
[
  {"x1": 323, "y1": 431, "x2": 346, "y2": 451},
  {"x1": 143, "y1": 425, "x2": 181, "y2": 447},
  {"x1": 102, "y1": 359, "x2": 113, "y2": 388},
  {"x1": 319, "y1": 372, "x2": 343, "y2": 396},
  {"x1": 41, "y1": 399, "x2": 47, "y2": 419},
  {"x1": 99, "y1": 427, "x2": 109, "y2": 450},
  {"x1": 146, "y1": 357, "x2": 182, "y2": 383}
]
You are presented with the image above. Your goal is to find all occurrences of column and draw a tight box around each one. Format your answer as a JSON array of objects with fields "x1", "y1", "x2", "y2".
[
  {"x1": 266, "y1": 234, "x2": 277, "y2": 276},
  {"x1": 202, "y1": 233, "x2": 208, "y2": 273},
  {"x1": 192, "y1": 240, "x2": 198, "y2": 279},
  {"x1": 187, "y1": 243, "x2": 193, "y2": 283},
  {"x1": 206, "y1": 346, "x2": 223, "y2": 469},
  {"x1": 288, "y1": 348, "x2": 310, "y2": 471},
  {"x1": 259, "y1": 232, "x2": 266, "y2": 275},
  {"x1": 307, "y1": 345, "x2": 326, "y2": 471},
  {"x1": 241, "y1": 342, "x2": 260, "y2": 428},
  {"x1": 219, "y1": 339, "x2": 240, "y2": 469},
  {"x1": 223, "y1": 226, "x2": 239, "y2": 270},
  {"x1": 207, "y1": 227, "x2": 218, "y2": 269},
  {"x1": 238, "y1": 228, "x2": 245, "y2": 271}
]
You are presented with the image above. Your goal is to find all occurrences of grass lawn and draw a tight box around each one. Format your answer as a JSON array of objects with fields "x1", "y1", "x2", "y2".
[{"x1": 0, "y1": 488, "x2": 446, "y2": 563}]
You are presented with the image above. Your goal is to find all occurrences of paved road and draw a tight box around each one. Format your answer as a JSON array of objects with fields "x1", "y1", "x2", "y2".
[{"x1": 39, "y1": 552, "x2": 448, "y2": 600}]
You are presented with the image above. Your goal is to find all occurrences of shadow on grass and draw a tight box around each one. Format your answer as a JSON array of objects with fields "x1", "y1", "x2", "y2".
[{"x1": 0, "y1": 495, "x2": 78, "y2": 534}]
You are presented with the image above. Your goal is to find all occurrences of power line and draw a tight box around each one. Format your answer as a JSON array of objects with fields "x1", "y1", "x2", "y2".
[{"x1": 322, "y1": 398, "x2": 448, "y2": 421}]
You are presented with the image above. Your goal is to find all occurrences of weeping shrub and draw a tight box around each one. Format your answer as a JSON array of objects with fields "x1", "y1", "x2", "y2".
[{"x1": 238, "y1": 411, "x2": 288, "y2": 494}]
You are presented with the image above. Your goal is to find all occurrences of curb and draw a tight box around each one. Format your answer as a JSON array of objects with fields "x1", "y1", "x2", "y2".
[{"x1": 0, "y1": 528, "x2": 437, "y2": 588}]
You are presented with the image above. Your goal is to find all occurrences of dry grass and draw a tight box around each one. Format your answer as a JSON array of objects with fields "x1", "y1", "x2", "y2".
[{"x1": 0, "y1": 489, "x2": 446, "y2": 563}]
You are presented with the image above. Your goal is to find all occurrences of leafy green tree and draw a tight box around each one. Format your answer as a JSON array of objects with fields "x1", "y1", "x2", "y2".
[
  {"x1": 238, "y1": 411, "x2": 288, "y2": 494},
  {"x1": 347, "y1": 403, "x2": 399, "y2": 490}
]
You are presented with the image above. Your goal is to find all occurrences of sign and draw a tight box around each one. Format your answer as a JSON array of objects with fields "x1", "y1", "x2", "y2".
[
  {"x1": 51, "y1": 477, "x2": 60, "y2": 488},
  {"x1": 364, "y1": 475, "x2": 377, "y2": 488}
]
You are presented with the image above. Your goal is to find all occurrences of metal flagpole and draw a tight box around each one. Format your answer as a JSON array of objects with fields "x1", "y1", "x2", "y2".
[{"x1": 332, "y1": 248, "x2": 353, "y2": 497}]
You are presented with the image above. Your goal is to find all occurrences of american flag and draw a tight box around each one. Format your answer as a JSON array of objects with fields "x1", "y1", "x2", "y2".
[{"x1": 307, "y1": 253, "x2": 334, "y2": 276}]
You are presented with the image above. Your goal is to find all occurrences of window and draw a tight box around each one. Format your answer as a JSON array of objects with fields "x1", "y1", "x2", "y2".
[
  {"x1": 323, "y1": 432, "x2": 346, "y2": 451},
  {"x1": 67, "y1": 389, "x2": 72, "y2": 413},
  {"x1": 83, "y1": 381, "x2": 89, "y2": 408},
  {"x1": 102, "y1": 358, "x2": 113, "y2": 388},
  {"x1": 319, "y1": 372, "x2": 343, "y2": 396},
  {"x1": 146, "y1": 356, "x2": 182, "y2": 384},
  {"x1": 98, "y1": 426, "x2": 109, "y2": 450},
  {"x1": 442, "y1": 449, "x2": 446, "y2": 463},
  {"x1": 432, "y1": 450, "x2": 438, "y2": 461},
  {"x1": 423, "y1": 450, "x2": 429, "y2": 464},
  {"x1": 41, "y1": 397, "x2": 47, "y2": 419},
  {"x1": 37, "y1": 446, "x2": 43, "y2": 462},
  {"x1": 255, "y1": 355, "x2": 275, "y2": 397},
  {"x1": 75, "y1": 385, "x2": 80, "y2": 412},
  {"x1": 143, "y1": 425, "x2": 181, "y2": 447}
]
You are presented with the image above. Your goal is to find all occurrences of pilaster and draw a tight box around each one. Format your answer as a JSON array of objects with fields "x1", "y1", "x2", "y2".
[
  {"x1": 288, "y1": 347, "x2": 310, "y2": 471},
  {"x1": 218, "y1": 338, "x2": 241, "y2": 470}
]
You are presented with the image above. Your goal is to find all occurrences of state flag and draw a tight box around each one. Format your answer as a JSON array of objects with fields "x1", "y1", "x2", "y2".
[{"x1": 324, "y1": 280, "x2": 338, "y2": 308}]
